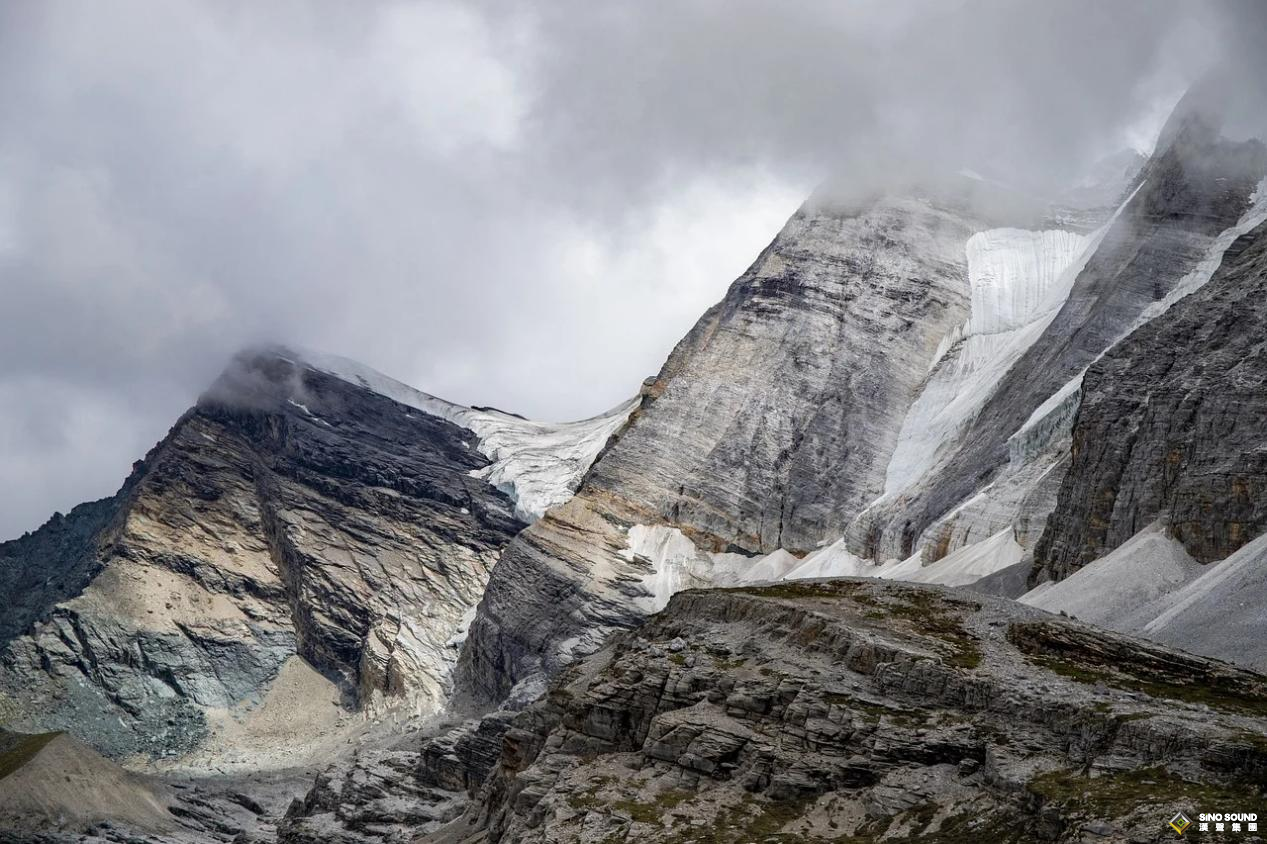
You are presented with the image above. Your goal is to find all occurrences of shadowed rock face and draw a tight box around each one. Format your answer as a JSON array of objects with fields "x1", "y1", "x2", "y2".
[
  {"x1": 455, "y1": 190, "x2": 995, "y2": 707},
  {"x1": 432, "y1": 580, "x2": 1267, "y2": 844},
  {"x1": 0, "y1": 351, "x2": 525, "y2": 762},
  {"x1": 848, "y1": 103, "x2": 1267, "y2": 563},
  {"x1": 1034, "y1": 219, "x2": 1267, "y2": 581}
]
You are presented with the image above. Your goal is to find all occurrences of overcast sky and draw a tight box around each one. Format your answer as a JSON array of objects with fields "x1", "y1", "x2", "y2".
[{"x1": 0, "y1": 0, "x2": 1247, "y2": 537}]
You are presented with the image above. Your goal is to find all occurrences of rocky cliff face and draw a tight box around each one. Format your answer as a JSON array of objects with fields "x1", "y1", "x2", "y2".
[
  {"x1": 433, "y1": 580, "x2": 1267, "y2": 843},
  {"x1": 0, "y1": 350, "x2": 528, "y2": 764},
  {"x1": 1034, "y1": 217, "x2": 1267, "y2": 580},
  {"x1": 454, "y1": 187, "x2": 1022, "y2": 707},
  {"x1": 848, "y1": 99, "x2": 1267, "y2": 565}
]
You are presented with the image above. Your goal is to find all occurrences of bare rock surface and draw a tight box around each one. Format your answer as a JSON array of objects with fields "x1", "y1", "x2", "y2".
[
  {"x1": 0, "y1": 349, "x2": 526, "y2": 767},
  {"x1": 455, "y1": 187, "x2": 1003, "y2": 707},
  {"x1": 434, "y1": 580, "x2": 1267, "y2": 843},
  {"x1": 1034, "y1": 217, "x2": 1267, "y2": 580}
]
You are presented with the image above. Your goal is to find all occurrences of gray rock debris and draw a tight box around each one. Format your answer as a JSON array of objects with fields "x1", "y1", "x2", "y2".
[{"x1": 433, "y1": 579, "x2": 1267, "y2": 843}]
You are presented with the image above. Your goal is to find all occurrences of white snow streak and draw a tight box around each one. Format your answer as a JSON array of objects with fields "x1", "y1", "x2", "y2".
[
  {"x1": 884, "y1": 227, "x2": 1090, "y2": 495},
  {"x1": 289, "y1": 348, "x2": 636, "y2": 520},
  {"x1": 619, "y1": 523, "x2": 1021, "y2": 612}
]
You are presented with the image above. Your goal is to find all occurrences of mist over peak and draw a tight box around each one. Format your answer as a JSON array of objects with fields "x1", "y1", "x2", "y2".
[{"x1": 0, "y1": 0, "x2": 1259, "y2": 538}]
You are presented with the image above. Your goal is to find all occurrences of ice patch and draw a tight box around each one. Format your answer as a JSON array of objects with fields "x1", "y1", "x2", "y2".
[
  {"x1": 1133, "y1": 177, "x2": 1267, "y2": 327},
  {"x1": 622, "y1": 524, "x2": 804, "y2": 613},
  {"x1": 884, "y1": 228, "x2": 1091, "y2": 495},
  {"x1": 619, "y1": 523, "x2": 1020, "y2": 612},
  {"x1": 1008, "y1": 177, "x2": 1267, "y2": 463},
  {"x1": 286, "y1": 398, "x2": 332, "y2": 427},
  {"x1": 284, "y1": 347, "x2": 636, "y2": 520}
]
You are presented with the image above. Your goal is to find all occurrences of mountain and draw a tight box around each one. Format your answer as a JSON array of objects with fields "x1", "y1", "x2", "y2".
[
  {"x1": 849, "y1": 89, "x2": 1267, "y2": 570},
  {"x1": 454, "y1": 87, "x2": 1267, "y2": 711},
  {"x1": 9, "y1": 75, "x2": 1267, "y2": 843},
  {"x1": 454, "y1": 180, "x2": 1056, "y2": 706},
  {"x1": 0, "y1": 347, "x2": 631, "y2": 772}
]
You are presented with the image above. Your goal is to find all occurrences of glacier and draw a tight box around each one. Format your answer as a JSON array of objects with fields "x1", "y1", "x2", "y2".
[{"x1": 883, "y1": 227, "x2": 1091, "y2": 496}]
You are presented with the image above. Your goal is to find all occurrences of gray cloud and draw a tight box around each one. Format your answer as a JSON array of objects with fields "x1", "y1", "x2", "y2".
[{"x1": 0, "y1": 0, "x2": 1249, "y2": 537}]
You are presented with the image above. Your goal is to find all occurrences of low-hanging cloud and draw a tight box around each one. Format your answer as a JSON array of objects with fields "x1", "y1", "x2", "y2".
[{"x1": 0, "y1": 0, "x2": 1253, "y2": 537}]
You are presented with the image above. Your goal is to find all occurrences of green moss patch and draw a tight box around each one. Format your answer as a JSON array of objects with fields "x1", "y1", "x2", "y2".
[
  {"x1": 1028, "y1": 765, "x2": 1258, "y2": 814},
  {"x1": 1009, "y1": 621, "x2": 1267, "y2": 716}
]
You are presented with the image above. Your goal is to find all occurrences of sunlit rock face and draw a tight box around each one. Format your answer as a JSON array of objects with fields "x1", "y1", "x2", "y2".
[
  {"x1": 0, "y1": 350, "x2": 528, "y2": 763},
  {"x1": 455, "y1": 186, "x2": 1014, "y2": 706}
]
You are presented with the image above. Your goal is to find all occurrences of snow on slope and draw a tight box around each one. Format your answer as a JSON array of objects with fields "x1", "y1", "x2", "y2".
[
  {"x1": 285, "y1": 347, "x2": 637, "y2": 520},
  {"x1": 1019, "y1": 522, "x2": 1202, "y2": 631},
  {"x1": 884, "y1": 228, "x2": 1091, "y2": 495},
  {"x1": 1135, "y1": 176, "x2": 1267, "y2": 326},
  {"x1": 1009, "y1": 178, "x2": 1267, "y2": 467},
  {"x1": 619, "y1": 524, "x2": 802, "y2": 613},
  {"x1": 620, "y1": 522, "x2": 1019, "y2": 611}
]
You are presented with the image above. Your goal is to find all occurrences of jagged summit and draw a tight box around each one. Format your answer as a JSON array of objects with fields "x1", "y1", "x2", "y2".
[
  {"x1": 238, "y1": 344, "x2": 638, "y2": 521},
  {"x1": 0, "y1": 345, "x2": 633, "y2": 783}
]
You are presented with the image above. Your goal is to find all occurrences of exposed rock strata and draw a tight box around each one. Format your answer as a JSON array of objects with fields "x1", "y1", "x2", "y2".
[
  {"x1": 434, "y1": 580, "x2": 1267, "y2": 843},
  {"x1": 456, "y1": 189, "x2": 997, "y2": 706},
  {"x1": 0, "y1": 350, "x2": 525, "y2": 762},
  {"x1": 1034, "y1": 219, "x2": 1267, "y2": 581},
  {"x1": 276, "y1": 712, "x2": 514, "y2": 844}
]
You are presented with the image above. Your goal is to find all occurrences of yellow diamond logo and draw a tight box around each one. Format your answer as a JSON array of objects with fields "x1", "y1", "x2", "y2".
[{"x1": 1169, "y1": 812, "x2": 1192, "y2": 835}]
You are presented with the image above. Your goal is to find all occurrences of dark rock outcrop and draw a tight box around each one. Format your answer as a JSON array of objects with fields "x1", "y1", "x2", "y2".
[
  {"x1": 434, "y1": 580, "x2": 1267, "y2": 843},
  {"x1": 1034, "y1": 218, "x2": 1267, "y2": 580},
  {"x1": 0, "y1": 350, "x2": 525, "y2": 763},
  {"x1": 276, "y1": 712, "x2": 515, "y2": 844}
]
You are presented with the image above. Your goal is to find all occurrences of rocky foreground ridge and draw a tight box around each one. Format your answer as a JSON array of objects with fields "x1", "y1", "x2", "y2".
[
  {"x1": 0, "y1": 350, "x2": 528, "y2": 766},
  {"x1": 430, "y1": 579, "x2": 1267, "y2": 843}
]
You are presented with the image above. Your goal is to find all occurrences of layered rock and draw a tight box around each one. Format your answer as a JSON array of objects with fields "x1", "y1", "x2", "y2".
[
  {"x1": 1034, "y1": 218, "x2": 1267, "y2": 581},
  {"x1": 276, "y1": 712, "x2": 515, "y2": 844},
  {"x1": 0, "y1": 350, "x2": 529, "y2": 764},
  {"x1": 453, "y1": 187, "x2": 1022, "y2": 707},
  {"x1": 433, "y1": 580, "x2": 1267, "y2": 843},
  {"x1": 848, "y1": 91, "x2": 1267, "y2": 565}
]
